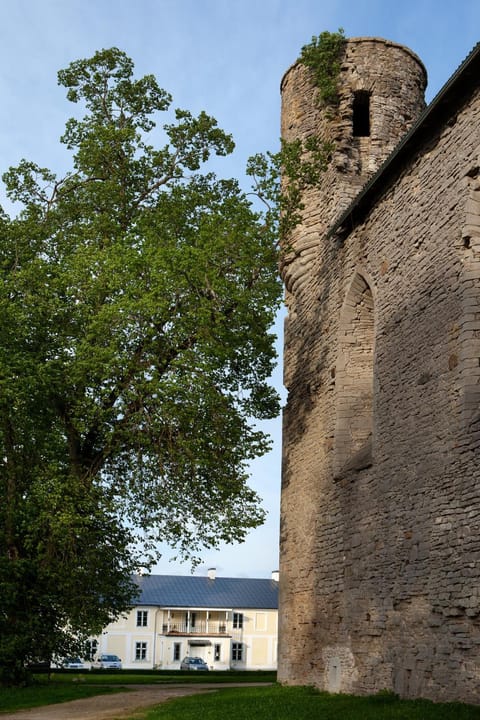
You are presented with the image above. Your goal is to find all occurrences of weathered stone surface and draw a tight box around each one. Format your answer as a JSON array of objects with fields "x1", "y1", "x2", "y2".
[{"x1": 278, "y1": 37, "x2": 480, "y2": 704}]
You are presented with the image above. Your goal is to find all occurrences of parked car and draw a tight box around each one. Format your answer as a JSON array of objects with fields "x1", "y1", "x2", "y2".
[
  {"x1": 62, "y1": 657, "x2": 85, "y2": 670},
  {"x1": 180, "y1": 656, "x2": 209, "y2": 671},
  {"x1": 92, "y1": 654, "x2": 122, "y2": 670}
]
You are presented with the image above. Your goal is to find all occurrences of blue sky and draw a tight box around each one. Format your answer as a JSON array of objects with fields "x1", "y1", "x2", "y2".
[{"x1": 1, "y1": 1, "x2": 478, "y2": 578}]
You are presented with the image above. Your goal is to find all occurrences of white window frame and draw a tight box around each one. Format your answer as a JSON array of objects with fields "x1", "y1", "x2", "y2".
[
  {"x1": 233, "y1": 612, "x2": 243, "y2": 629},
  {"x1": 232, "y1": 642, "x2": 243, "y2": 661},
  {"x1": 135, "y1": 641, "x2": 148, "y2": 661},
  {"x1": 86, "y1": 639, "x2": 98, "y2": 660},
  {"x1": 136, "y1": 610, "x2": 148, "y2": 627}
]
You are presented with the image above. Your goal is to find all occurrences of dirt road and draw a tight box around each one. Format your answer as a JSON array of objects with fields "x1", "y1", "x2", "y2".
[{"x1": 0, "y1": 682, "x2": 268, "y2": 720}]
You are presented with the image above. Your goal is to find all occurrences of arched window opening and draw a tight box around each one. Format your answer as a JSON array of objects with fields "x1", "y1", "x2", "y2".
[
  {"x1": 353, "y1": 91, "x2": 371, "y2": 137},
  {"x1": 334, "y1": 274, "x2": 374, "y2": 478}
]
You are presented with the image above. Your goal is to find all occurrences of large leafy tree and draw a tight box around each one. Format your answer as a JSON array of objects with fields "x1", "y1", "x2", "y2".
[{"x1": 0, "y1": 48, "x2": 282, "y2": 684}]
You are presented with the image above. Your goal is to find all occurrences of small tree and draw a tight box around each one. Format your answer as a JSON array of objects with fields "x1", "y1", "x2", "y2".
[{"x1": 0, "y1": 48, "x2": 282, "y2": 684}]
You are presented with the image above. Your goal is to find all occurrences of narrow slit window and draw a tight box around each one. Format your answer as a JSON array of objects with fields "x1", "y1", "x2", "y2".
[{"x1": 353, "y1": 91, "x2": 370, "y2": 137}]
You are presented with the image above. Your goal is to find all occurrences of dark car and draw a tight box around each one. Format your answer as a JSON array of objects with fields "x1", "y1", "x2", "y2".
[
  {"x1": 180, "y1": 656, "x2": 209, "y2": 671},
  {"x1": 26, "y1": 660, "x2": 51, "y2": 673}
]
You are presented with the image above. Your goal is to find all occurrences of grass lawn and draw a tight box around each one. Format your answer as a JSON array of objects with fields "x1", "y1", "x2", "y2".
[
  {"x1": 134, "y1": 685, "x2": 480, "y2": 720},
  {"x1": 0, "y1": 681, "x2": 125, "y2": 713},
  {"x1": 48, "y1": 669, "x2": 277, "y2": 685}
]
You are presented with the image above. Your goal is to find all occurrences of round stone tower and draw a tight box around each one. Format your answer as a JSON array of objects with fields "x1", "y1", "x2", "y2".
[
  {"x1": 280, "y1": 37, "x2": 427, "y2": 295},
  {"x1": 278, "y1": 38, "x2": 429, "y2": 693}
]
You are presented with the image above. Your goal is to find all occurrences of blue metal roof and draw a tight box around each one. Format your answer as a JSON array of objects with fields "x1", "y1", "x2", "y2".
[{"x1": 133, "y1": 574, "x2": 278, "y2": 610}]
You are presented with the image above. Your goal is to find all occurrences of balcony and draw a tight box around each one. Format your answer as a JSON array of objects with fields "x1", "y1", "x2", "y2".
[{"x1": 162, "y1": 620, "x2": 229, "y2": 636}]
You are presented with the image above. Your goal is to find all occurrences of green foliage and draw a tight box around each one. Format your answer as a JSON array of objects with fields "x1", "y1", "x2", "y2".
[
  {"x1": 0, "y1": 48, "x2": 282, "y2": 685},
  {"x1": 299, "y1": 28, "x2": 346, "y2": 106},
  {"x1": 247, "y1": 135, "x2": 333, "y2": 247}
]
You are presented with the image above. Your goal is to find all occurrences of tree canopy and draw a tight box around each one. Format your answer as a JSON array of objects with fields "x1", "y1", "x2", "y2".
[{"x1": 0, "y1": 48, "x2": 283, "y2": 683}]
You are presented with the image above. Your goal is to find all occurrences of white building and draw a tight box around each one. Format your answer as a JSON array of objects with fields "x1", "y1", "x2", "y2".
[{"x1": 90, "y1": 569, "x2": 279, "y2": 671}]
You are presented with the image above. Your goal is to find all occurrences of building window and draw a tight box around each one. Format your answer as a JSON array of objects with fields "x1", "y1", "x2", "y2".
[
  {"x1": 214, "y1": 644, "x2": 221, "y2": 662},
  {"x1": 233, "y1": 612, "x2": 243, "y2": 629},
  {"x1": 135, "y1": 642, "x2": 147, "y2": 661},
  {"x1": 136, "y1": 610, "x2": 148, "y2": 627},
  {"x1": 86, "y1": 639, "x2": 98, "y2": 661},
  {"x1": 173, "y1": 643, "x2": 181, "y2": 661},
  {"x1": 353, "y1": 90, "x2": 370, "y2": 137},
  {"x1": 232, "y1": 642, "x2": 243, "y2": 662}
]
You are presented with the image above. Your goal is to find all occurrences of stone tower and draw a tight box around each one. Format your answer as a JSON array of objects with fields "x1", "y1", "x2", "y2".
[
  {"x1": 278, "y1": 37, "x2": 480, "y2": 702},
  {"x1": 280, "y1": 37, "x2": 427, "y2": 315},
  {"x1": 281, "y1": 41, "x2": 426, "y2": 484}
]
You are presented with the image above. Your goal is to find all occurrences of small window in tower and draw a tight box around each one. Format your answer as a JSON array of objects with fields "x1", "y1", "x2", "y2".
[{"x1": 353, "y1": 91, "x2": 370, "y2": 137}]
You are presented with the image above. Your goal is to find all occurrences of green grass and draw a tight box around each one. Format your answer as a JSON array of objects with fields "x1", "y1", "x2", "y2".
[
  {"x1": 47, "y1": 669, "x2": 276, "y2": 685},
  {"x1": 134, "y1": 685, "x2": 480, "y2": 720},
  {"x1": 0, "y1": 680, "x2": 124, "y2": 713}
]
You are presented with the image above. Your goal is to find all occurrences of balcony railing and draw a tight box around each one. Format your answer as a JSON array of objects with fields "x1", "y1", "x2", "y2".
[{"x1": 162, "y1": 621, "x2": 229, "y2": 635}]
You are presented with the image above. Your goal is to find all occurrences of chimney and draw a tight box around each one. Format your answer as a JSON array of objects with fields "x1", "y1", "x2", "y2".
[
  {"x1": 207, "y1": 568, "x2": 216, "y2": 581},
  {"x1": 271, "y1": 570, "x2": 279, "y2": 582}
]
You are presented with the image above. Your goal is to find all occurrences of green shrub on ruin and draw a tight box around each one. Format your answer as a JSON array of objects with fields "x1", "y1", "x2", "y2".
[{"x1": 299, "y1": 28, "x2": 346, "y2": 106}]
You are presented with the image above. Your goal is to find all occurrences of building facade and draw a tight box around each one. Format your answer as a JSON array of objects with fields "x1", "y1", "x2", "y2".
[
  {"x1": 91, "y1": 570, "x2": 278, "y2": 671},
  {"x1": 279, "y1": 38, "x2": 480, "y2": 703}
]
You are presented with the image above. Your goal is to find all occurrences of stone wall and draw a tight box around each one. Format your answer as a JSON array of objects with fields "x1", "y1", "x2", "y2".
[{"x1": 279, "y1": 38, "x2": 480, "y2": 703}]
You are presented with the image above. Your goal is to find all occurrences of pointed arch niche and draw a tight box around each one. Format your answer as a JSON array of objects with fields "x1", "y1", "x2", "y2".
[{"x1": 334, "y1": 273, "x2": 375, "y2": 478}]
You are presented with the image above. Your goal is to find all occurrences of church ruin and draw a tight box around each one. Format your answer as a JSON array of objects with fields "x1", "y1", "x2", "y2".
[{"x1": 278, "y1": 37, "x2": 480, "y2": 703}]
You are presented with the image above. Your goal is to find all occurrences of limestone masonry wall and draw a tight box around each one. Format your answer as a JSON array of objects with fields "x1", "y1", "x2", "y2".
[{"x1": 279, "y1": 37, "x2": 480, "y2": 704}]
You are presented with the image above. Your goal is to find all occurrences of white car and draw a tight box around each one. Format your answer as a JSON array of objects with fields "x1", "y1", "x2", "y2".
[
  {"x1": 93, "y1": 654, "x2": 122, "y2": 670},
  {"x1": 61, "y1": 657, "x2": 85, "y2": 670}
]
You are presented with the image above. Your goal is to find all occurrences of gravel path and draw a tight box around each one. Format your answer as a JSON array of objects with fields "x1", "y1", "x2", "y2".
[{"x1": 0, "y1": 683, "x2": 268, "y2": 720}]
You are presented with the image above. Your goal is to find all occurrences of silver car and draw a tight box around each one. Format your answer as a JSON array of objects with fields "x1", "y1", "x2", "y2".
[{"x1": 93, "y1": 653, "x2": 122, "y2": 669}]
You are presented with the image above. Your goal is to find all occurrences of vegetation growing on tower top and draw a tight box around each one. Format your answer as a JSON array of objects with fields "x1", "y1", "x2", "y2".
[{"x1": 299, "y1": 28, "x2": 346, "y2": 106}]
